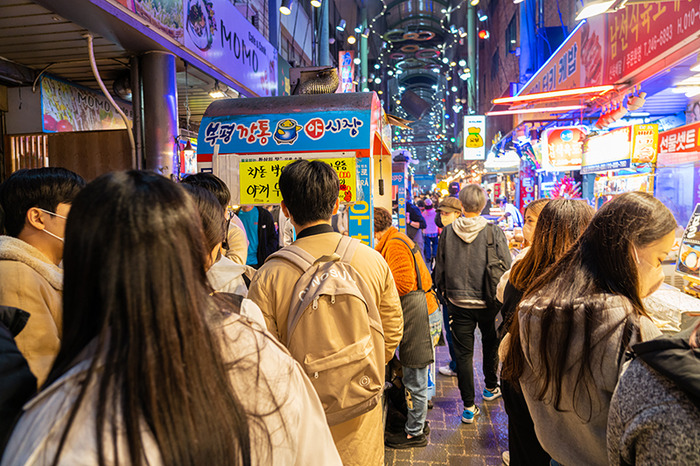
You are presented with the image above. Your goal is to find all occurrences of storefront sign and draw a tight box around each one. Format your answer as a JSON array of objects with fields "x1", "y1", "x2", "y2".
[
  {"x1": 631, "y1": 123, "x2": 659, "y2": 164},
  {"x1": 239, "y1": 157, "x2": 356, "y2": 204},
  {"x1": 463, "y1": 115, "x2": 486, "y2": 160},
  {"x1": 338, "y1": 51, "x2": 355, "y2": 93},
  {"x1": 41, "y1": 76, "x2": 133, "y2": 132},
  {"x1": 518, "y1": 19, "x2": 606, "y2": 96},
  {"x1": 606, "y1": 2, "x2": 700, "y2": 83},
  {"x1": 659, "y1": 121, "x2": 700, "y2": 154},
  {"x1": 677, "y1": 203, "x2": 700, "y2": 280},
  {"x1": 199, "y1": 111, "x2": 368, "y2": 155},
  {"x1": 581, "y1": 126, "x2": 632, "y2": 174},
  {"x1": 392, "y1": 171, "x2": 407, "y2": 233},
  {"x1": 131, "y1": 0, "x2": 183, "y2": 42},
  {"x1": 348, "y1": 157, "x2": 373, "y2": 245},
  {"x1": 542, "y1": 126, "x2": 586, "y2": 171}
]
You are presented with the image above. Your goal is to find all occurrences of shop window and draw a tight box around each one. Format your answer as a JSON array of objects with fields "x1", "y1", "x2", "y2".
[
  {"x1": 490, "y1": 48, "x2": 499, "y2": 81},
  {"x1": 506, "y1": 13, "x2": 518, "y2": 53}
]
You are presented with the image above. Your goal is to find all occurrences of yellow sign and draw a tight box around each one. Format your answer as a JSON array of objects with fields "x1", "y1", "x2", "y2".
[
  {"x1": 240, "y1": 157, "x2": 357, "y2": 205},
  {"x1": 631, "y1": 123, "x2": 659, "y2": 165}
]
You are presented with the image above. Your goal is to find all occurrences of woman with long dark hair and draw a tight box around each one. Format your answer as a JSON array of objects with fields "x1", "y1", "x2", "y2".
[
  {"x1": 503, "y1": 192, "x2": 676, "y2": 466},
  {"x1": 499, "y1": 199, "x2": 594, "y2": 465},
  {"x1": 1, "y1": 171, "x2": 340, "y2": 466}
]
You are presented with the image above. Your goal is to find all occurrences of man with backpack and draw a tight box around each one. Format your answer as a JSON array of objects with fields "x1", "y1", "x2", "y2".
[
  {"x1": 434, "y1": 184, "x2": 511, "y2": 425},
  {"x1": 247, "y1": 160, "x2": 403, "y2": 466}
]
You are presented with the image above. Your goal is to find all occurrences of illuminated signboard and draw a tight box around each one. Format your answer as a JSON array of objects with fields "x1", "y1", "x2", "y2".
[
  {"x1": 581, "y1": 127, "x2": 632, "y2": 174},
  {"x1": 542, "y1": 126, "x2": 586, "y2": 171},
  {"x1": 463, "y1": 115, "x2": 486, "y2": 160}
]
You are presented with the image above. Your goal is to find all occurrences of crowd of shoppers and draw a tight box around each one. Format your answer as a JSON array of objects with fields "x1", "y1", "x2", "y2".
[{"x1": 0, "y1": 165, "x2": 697, "y2": 465}]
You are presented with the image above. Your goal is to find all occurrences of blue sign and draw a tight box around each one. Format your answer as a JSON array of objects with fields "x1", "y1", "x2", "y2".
[
  {"x1": 198, "y1": 110, "x2": 370, "y2": 155},
  {"x1": 349, "y1": 157, "x2": 373, "y2": 245}
]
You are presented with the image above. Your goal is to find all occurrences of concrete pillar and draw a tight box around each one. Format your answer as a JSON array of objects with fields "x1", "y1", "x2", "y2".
[
  {"x1": 141, "y1": 51, "x2": 177, "y2": 176},
  {"x1": 319, "y1": 0, "x2": 330, "y2": 66}
]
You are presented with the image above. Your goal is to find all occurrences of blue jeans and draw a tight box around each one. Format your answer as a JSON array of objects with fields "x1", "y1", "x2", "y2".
[
  {"x1": 442, "y1": 303, "x2": 457, "y2": 372},
  {"x1": 424, "y1": 233, "x2": 439, "y2": 267},
  {"x1": 402, "y1": 366, "x2": 429, "y2": 436}
]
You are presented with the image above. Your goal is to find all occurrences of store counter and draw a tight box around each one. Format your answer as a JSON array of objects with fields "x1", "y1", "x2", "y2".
[{"x1": 646, "y1": 283, "x2": 700, "y2": 333}]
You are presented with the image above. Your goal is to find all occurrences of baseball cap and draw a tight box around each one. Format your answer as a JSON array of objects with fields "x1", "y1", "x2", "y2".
[
  {"x1": 448, "y1": 181, "x2": 460, "y2": 194},
  {"x1": 437, "y1": 197, "x2": 462, "y2": 214},
  {"x1": 424, "y1": 198, "x2": 433, "y2": 207}
]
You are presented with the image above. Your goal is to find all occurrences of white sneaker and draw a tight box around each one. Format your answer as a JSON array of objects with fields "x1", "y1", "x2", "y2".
[
  {"x1": 438, "y1": 365, "x2": 457, "y2": 377},
  {"x1": 502, "y1": 451, "x2": 510, "y2": 465}
]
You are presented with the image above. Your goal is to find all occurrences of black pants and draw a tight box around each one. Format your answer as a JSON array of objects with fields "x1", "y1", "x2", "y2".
[
  {"x1": 448, "y1": 303, "x2": 499, "y2": 407},
  {"x1": 502, "y1": 379, "x2": 551, "y2": 466}
]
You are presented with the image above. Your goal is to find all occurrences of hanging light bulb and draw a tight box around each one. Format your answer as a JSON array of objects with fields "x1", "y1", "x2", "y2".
[
  {"x1": 362, "y1": 28, "x2": 370, "y2": 38},
  {"x1": 354, "y1": 25, "x2": 363, "y2": 34},
  {"x1": 458, "y1": 59, "x2": 467, "y2": 67},
  {"x1": 451, "y1": 85, "x2": 458, "y2": 92},
  {"x1": 353, "y1": 57, "x2": 361, "y2": 64},
  {"x1": 311, "y1": 0, "x2": 322, "y2": 7},
  {"x1": 280, "y1": 0, "x2": 292, "y2": 15},
  {"x1": 337, "y1": 19, "x2": 346, "y2": 31},
  {"x1": 374, "y1": 63, "x2": 381, "y2": 69},
  {"x1": 347, "y1": 35, "x2": 356, "y2": 44}
]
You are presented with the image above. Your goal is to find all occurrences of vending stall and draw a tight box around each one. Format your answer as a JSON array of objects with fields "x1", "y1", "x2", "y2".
[{"x1": 196, "y1": 93, "x2": 392, "y2": 246}]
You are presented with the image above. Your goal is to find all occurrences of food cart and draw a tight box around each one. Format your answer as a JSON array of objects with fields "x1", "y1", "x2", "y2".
[{"x1": 196, "y1": 92, "x2": 393, "y2": 246}]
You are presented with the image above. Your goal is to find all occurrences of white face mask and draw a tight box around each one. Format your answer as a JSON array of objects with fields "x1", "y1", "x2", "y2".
[
  {"x1": 633, "y1": 245, "x2": 665, "y2": 298},
  {"x1": 37, "y1": 208, "x2": 66, "y2": 243}
]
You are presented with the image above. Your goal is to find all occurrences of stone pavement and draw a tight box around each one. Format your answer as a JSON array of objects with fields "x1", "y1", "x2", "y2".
[{"x1": 385, "y1": 333, "x2": 508, "y2": 466}]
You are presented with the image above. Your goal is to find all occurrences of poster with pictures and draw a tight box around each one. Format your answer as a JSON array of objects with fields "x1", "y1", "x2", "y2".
[{"x1": 677, "y1": 203, "x2": 700, "y2": 280}]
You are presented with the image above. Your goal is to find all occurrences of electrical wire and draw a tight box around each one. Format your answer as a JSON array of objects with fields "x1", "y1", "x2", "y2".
[{"x1": 84, "y1": 33, "x2": 136, "y2": 169}]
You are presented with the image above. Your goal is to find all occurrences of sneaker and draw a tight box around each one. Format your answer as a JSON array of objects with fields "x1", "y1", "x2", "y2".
[
  {"x1": 384, "y1": 432, "x2": 428, "y2": 449},
  {"x1": 502, "y1": 451, "x2": 510, "y2": 465},
  {"x1": 483, "y1": 386, "x2": 502, "y2": 401},
  {"x1": 439, "y1": 365, "x2": 457, "y2": 377},
  {"x1": 423, "y1": 421, "x2": 430, "y2": 435},
  {"x1": 461, "y1": 405, "x2": 480, "y2": 424}
]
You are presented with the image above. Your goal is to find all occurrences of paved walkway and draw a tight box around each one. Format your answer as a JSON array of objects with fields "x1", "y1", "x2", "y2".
[{"x1": 385, "y1": 333, "x2": 508, "y2": 466}]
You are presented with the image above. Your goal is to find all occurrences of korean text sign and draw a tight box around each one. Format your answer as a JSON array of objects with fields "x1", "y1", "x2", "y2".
[
  {"x1": 659, "y1": 122, "x2": 700, "y2": 155},
  {"x1": 338, "y1": 51, "x2": 355, "y2": 93},
  {"x1": 677, "y1": 203, "x2": 700, "y2": 280},
  {"x1": 542, "y1": 126, "x2": 586, "y2": 171},
  {"x1": 631, "y1": 124, "x2": 658, "y2": 164},
  {"x1": 239, "y1": 157, "x2": 356, "y2": 205},
  {"x1": 581, "y1": 127, "x2": 632, "y2": 174},
  {"x1": 463, "y1": 116, "x2": 486, "y2": 160}
]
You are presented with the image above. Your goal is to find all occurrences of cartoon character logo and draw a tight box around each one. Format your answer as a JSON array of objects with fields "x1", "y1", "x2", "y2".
[
  {"x1": 274, "y1": 119, "x2": 303, "y2": 144},
  {"x1": 465, "y1": 127, "x2": 484, "y2": 148}
]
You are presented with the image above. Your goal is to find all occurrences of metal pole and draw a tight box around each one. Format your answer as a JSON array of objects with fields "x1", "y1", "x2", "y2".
[
  {"x1": 360, "y1": 7, "x2": 368, "y2": 91},
  {"x1": 319, "y1": 0, "x2": 330, "y2": 66},
  {"x1": 130, "y1": 55, "x2": 144, "y2": 169},
  {"x1": 141, "y1": 51, "x2": 177, "y2": 176},
  {"x1": 467, "y1": 5, "x2": 476, "y2": 114}
]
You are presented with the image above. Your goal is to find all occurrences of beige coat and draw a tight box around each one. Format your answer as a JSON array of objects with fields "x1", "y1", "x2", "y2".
[
  {"x1": 248, "y1": 231, "x2": 403, "y2": 466},
  {"x1": 2, "y1": 313, "x2": 342, "y2": 466},
  {"x1": 0, "y1": 236, "x2": 62, "y2": 387},
  {"x1": 225, "y1": 216, "x2": 249, "y2": 265}
]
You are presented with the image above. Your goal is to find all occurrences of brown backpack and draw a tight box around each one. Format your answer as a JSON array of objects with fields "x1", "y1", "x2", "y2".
[{"x1": 269, "y1": 236, "x2": 385, "y2": 425}]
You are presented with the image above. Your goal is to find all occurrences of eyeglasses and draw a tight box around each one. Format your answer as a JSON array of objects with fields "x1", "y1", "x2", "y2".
[{"x1": 37, "y1": 208, "x2": 67, "y2": 220}]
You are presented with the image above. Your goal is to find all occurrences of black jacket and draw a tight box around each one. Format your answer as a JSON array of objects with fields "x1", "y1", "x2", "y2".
[
  {"x1": 254, "y1": 207, "x2": 279, "y2": 266},
  {"x1": 405, "y1": 202, "x2": 426, "y2": 241},
  {"x1": 0, "y1": 306, "x2": 37, "y2": 449}
]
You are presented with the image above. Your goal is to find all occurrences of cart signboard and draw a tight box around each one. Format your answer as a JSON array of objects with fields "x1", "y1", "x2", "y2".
[{"x1": 677, "y1": 203, "x2": 700, "y2": 281}]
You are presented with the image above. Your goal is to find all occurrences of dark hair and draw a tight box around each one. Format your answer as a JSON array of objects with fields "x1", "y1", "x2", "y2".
[
  {"x1": 48, "y1": 171, "x2": 254, "y2": 466},
  {"x1": 504, "y1": 192, "x2": 676, "y2": 419},
  {"x1": 278, "y1": 160, "x2": 339, "y2": 226},
  {"x1": 374, "y1": 207, "x2": 393, "y2": 233},
  {"x1": 182, "y1": 184, "x2": 226, "y2": 253},
  {"x1": 0, "y1": 167, "x2": 85, "y2": 237},
  {"x1": 523, "y1": 198, "x2": 550, "y2": 219},
  {"x1": 181, "y1": 173, "x2": 231, "y2": 209}
]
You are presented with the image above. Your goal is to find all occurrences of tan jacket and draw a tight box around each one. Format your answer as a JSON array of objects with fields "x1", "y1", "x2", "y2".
[
  {"x1": 0, "y1": 236, "x2": 62, "y2": 387},
  {"x1": 224, "y1": 216, "x2": 249, "y2": 265},
  {"x1": 2, "y1": 313, "x2": 341, "y2": 466},
  {"x1": 248, "y1": 231, "x2": 403, "y2": 466}
]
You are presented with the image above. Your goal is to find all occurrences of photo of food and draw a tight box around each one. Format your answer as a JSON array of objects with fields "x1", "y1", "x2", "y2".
[
  {"x1": 133, "y1": 0, "x2": 184, "y2": 42},
  {"x1": 580, "y1": 22, "x2": 603, "y2": 86},
  {"x1": 186, "y1": 0, "x2": 216, "y2": 51},
  {"x1": 678, "y1": 243, "x2": 700, "y2": 277}
]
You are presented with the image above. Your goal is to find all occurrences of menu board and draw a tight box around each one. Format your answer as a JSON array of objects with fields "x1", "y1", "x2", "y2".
[
  {"x1": 581, "y1": 127, "x2": 632, "y2": 174},
  {"x1": 677, "y1": 203, "x2": 700, "y2": 281}
]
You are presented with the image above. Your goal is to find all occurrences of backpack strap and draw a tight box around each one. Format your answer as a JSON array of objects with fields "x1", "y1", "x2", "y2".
[
  {"x1": 268, "y1": 245, "x2": 318, "y2": 272},
  {"x1": 390, "y1": 237, "x2": 423, "y2": 290},
  {"x1": 335, "y1": 235, "x2": 360, "y2": 264}
]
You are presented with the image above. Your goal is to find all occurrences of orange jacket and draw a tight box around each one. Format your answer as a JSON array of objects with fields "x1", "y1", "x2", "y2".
[{"x1": 376, "y1": 227, "x2": 438, "y2": 314}]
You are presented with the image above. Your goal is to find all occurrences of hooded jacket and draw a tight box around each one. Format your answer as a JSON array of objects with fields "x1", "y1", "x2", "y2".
[
  {"x1": 0, "y1": 236, "x2": 63, "y2": 386},
  {"x1": 608, "y1": 327, "x2": 700, "y2": 465},
  {"x1": 435, "y1": 217, "x2": 511, "y2": 309},
  {"x1": 207, "y1": 255, "x2": 266, "y2": 329}
]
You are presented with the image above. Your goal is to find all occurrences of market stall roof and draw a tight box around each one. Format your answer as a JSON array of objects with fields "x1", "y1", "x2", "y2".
[{"x1": 202, "y1": 93, "x2": 378, "y2": 118}]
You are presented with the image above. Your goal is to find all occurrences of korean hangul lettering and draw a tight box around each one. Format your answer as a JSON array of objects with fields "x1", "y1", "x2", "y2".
[
  {"x1": 628, "y1": 5, "x2": 639, "y2": 42},
  {"x1": 566, "y1": 43, "x2": 577, "y2": 80},
  {"x1": 204, "y1": 122, "x2": 221, "y2": 145},
  {"x1": 652, "y1": 3, "x2": 666, "y2": 21},
  {"x1": 640, "y1": 5, "x2": 653, "y2": 35}
]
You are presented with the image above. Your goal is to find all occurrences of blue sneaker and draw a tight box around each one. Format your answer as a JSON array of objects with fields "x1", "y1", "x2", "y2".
[
  {"x1": 483, "y1": 386, "x2": 502, "y2": 401},
  {"x1": 461, "y1": 405, "x2": 480, "y2": 424}
]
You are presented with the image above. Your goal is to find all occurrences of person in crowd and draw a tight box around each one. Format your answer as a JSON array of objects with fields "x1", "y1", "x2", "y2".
[
  {"x1": 0, "y1": 306, "x2": 36, "y2": 449},
  {"x1": 405, "y1": 199, "x2": 426, "y2": 256},
  {"x1": 248, "y1": 160, "x2": 403, "y2": 466},
  {"x1": 181, "y1": 173, "x2": 249, "y2": 266},
  {"x1": 497, "y1": 197, "x2": 523, "y2": 230},
  {"x1": 435, "y1": 185, "x2": 512, "y2": 423},
  {"x1": 607, "y1": 320, "x2": 699, "y2": 466},
  {"x1": 503, "y1": 192, "x2": 675, "y2": 466},
  {"x1": 480, "y1": 189, "x2": 493, "y2": 216},
  {"x1": 237, "y1": 204, "x2": 278, "y2": 269},
  {"x1": 374, "y1": 207, "x2": 436, "y2": 449},
  {"x1": 496, "y1": 198, "x2": 550, "y2": 304},
  {"x1": 435, "y1": 182, "x2": 461, "y2": 229},
  {"x1": 1, "y1": 171, "x2": 341, "y2": 466},
  {"x1": 421, "y1": 199, "x2": 439, "y2": 269},
  {"x1": 0, "y1": 167, "x2": 85, "y2": 386},
  {"x1": 499, "y1": 199, "x2": 594, "y2": 466},
  {"x1": 181, "y1": 184, "x2": 265, "y2": 327},
  {"x1": 434, "y1": 196, "x2": 463, "y2": 378}
]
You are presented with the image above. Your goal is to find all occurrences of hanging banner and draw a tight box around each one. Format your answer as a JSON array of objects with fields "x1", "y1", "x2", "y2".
[
  {"x1": 631, "y1": 123, "x2": 659, "y2": 164},
  {"x1": 463, "y1": 115, "x2": 486, "y2": 160},
  {"x1": 581, "y1": 126, "x2": 632, "y2": 174},
  {"x1": 41, "y1": 76, "x2": 133, "y2": 132},
  {"x1": 338, "y1": 51, "x2": 355, "y2": 93},
  {"x1": 348, "y1": 157, "x2": 373, "y2": 245},
  {"x1": 542, "y1": 126, "x2": 586, "y2": 171},
  {"x1": 239, "y1": 157, "x2": 356, "y2": 204},
  {"x1": 677, "y1": 203, "x2": 700, "y2": 280},
  {"x1": 659, "y1": 121, "x2": 700, "y2": 155},
  {"x1": 392, "y1": 171, "x2": 407, "y2": 233}
]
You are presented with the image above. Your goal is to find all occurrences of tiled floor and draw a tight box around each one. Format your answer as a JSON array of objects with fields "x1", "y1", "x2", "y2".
[{"x1": 385, "y1": 333, "x2": 508, "y2": 466}]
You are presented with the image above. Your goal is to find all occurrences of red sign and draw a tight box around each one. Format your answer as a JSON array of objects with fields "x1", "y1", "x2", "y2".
[
  {"x1": 304, "y1": 118, "x2": 325, "y2": 140},
  {"x1": 605, "y1": 1, "x2": 700, "y2": 83},
  {"x1": 659, "y1": 121, "x2": 700, "y2": 154},
  {"x1": 542, "y1": 126, "x2": 587, "y2": 171}
]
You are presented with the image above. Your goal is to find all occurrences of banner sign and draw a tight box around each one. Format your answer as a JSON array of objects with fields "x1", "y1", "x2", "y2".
[
  {"x1": 581, "y1": 127, "x2": 632, "y2": 174},
  {"x1": 41, "y1": 76, "x2": 133, "y2": 132},
  {"x1": 392, "y1": 171, "x2": 407, "y2": 233},
  {"x1": 659, "y1": 121, "x2": 700, "y2": 154},
  {"x1": 518, "y1": 20, "x2": 605, "y2": 96},
  {"x1": 338, "y1": 51, "x2": 355, "y2": 93},
  {"x1": 606, "y1": 1, "x2": 700, "y2": 83},
  {"x1": 542, "y1": 126, "x2": 586, "y2": 171},
  {"x1": 198, "y1": 110, "x2": 369, "y2": 155},
  {"x1": 348, "y1": 157, "x2": 373, "y2": 245},
  {"x1": 677, "y1": 203, "x2": 700, "y2": 280},
  {"x1": 239, "y1": 157, "x2": 356, "y2": 204},
  {"x1": 463, "y1": 115, "x2": 486, "y2": 160},
  {"x1": 131, "y1": 0, "x2": 183, "y2": 42},
  {"x1": 631, "y1": 123, "x2": 659, "y2": 164}
]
